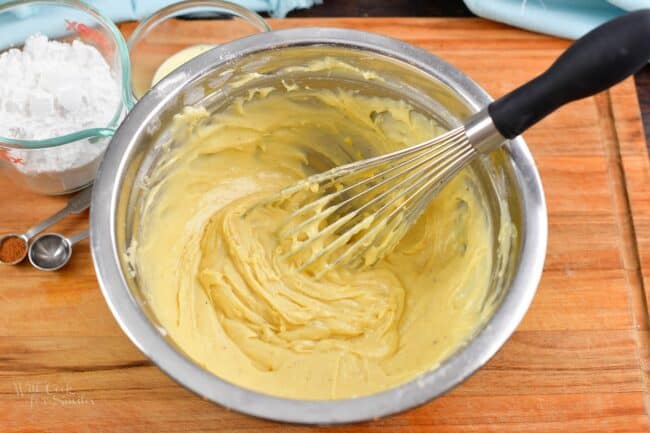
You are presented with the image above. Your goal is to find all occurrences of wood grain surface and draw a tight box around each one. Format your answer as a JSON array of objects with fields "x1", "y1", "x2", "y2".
[{"x1": 2, "y1": 17, "x2": 650, "y2": 432}]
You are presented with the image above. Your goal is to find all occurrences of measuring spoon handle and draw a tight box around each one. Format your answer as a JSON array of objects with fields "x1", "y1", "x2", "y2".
[
  {"x1": 23, "y1": 186, "x2": 93, "y2": 240},
  {"x1": 68, "y1": 229, "x2": 89, "y2": 246}
]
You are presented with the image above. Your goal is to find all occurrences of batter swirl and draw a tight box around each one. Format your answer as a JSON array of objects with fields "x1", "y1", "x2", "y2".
[{"x1": 132, "y1": 85, "x2": 498, "y2": 399}]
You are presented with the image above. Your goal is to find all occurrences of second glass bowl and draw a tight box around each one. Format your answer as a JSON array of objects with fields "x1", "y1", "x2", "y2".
[{"x1": 127, "y1": 0, "x2": 270, "y2": 100}]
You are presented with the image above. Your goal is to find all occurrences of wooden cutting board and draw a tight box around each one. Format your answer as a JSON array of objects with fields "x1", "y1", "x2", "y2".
[{"x1": 2, "y1": 17, "x2": 650, "y2": 432}]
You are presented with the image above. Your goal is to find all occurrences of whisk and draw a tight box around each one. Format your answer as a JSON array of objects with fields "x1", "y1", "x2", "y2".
[{"x1": 258, "y1": 10, "x2": 650, "y2": 276}]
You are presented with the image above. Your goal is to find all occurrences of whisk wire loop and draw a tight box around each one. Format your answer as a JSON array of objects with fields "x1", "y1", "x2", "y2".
[{"x1": 260, "y1": 126, "x2": 479, "y2": 275}]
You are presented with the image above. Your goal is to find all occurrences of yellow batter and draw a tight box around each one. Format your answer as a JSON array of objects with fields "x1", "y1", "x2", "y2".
[{"x1": 132, "y1": 83, "x2": 498, "y2": 399}]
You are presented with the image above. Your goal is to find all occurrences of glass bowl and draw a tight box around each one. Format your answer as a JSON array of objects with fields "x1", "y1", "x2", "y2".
[
  {"x1": 127, "y1": 0, "x2": 270, "y2": 100},
  {"x1": 0, "y1": 0, "x2": 134, "y2": 195}
]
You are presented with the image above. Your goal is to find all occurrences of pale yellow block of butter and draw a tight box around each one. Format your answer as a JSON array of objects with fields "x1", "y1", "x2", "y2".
[{"x1": 152, "y1": 44, "x2": 215, "y2": 85}]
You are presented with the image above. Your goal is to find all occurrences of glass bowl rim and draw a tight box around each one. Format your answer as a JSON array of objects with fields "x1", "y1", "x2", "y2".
[{"x1": 126, "y1": 0, "x2": 271, "y2": 100}]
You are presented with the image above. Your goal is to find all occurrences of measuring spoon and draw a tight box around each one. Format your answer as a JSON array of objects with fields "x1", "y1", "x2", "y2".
[
  {"x1": 0, "y1": 186, "x2": 92, "y2": 265},
  {"x1": 28, "y1": 229, "x2": 89, "y2": 271}
]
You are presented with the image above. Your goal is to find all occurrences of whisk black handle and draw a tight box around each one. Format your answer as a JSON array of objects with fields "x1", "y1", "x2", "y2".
[{"x1": 488, "y1": 9, "x2": 650, "y2": 139}]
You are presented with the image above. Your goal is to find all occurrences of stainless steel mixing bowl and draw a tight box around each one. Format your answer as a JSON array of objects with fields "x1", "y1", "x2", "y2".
[{"x1": 90, "y1": 28, "x2": 547, "y2": 424}]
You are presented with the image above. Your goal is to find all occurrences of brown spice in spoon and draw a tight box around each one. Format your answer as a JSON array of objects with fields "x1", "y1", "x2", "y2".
[{"x1": 0, "y1": 236, "x2": 27, "y2": 263}]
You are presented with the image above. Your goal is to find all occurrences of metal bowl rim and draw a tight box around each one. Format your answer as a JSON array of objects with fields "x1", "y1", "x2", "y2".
[{"x1": 90, "y1": 27, "x2": 548, "y2": 425}]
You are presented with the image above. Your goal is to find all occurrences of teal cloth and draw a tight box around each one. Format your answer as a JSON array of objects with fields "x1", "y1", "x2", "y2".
[
  {"x1": 0, "y1": 0, "x2": 319, "y2": 48},
  {"x1": 84, "y1": 0, "x2": 320, "y2": 20},
  {"x1": 463, "y1": 0, "x2": 645, "y2": 39},
  {"x1": 1, "y1": 0, "x2": 320, "y2": 20}
]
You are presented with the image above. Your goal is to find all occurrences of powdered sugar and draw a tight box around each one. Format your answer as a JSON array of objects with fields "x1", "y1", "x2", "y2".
[
  {"x1": 0, "y1": 34, "x2": 120, "y2": 141},
  {"x1": 0, "y1": 34, "x2": 122, "y2": 193}
]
